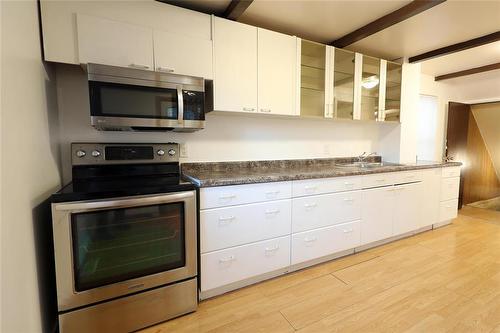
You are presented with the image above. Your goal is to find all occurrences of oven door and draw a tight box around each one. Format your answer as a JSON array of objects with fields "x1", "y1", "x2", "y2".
[{"x1": 52, "y1": 191, "x2": 197, "y2": 311}]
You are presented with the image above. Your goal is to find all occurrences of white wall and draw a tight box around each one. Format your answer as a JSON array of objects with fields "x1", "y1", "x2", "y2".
[
  {"x1": 55, "y1": 65, "x2": 397, "y2": 183},
  {"x1": 1, "y1": 1, "x2": 61, "y2": 332}
]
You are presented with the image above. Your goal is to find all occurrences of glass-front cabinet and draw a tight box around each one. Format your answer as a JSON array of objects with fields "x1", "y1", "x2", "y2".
[
  {"x1": 332, "y1": 48, "x2": 355, "y2": 120},
  {"x1": 359, "y1": 55, "x2": 381, "y2": 121},
  {"x1": 300, "y1": 40, "x2": 327, "y2": 118},
  {"x1": 382, "y1": 61, "x2": 402, "y2": 122}
]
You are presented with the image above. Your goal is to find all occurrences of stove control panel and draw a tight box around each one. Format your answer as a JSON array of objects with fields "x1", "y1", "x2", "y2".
[{"x1": 71, "y1": 143, "x2": 179, "y2": 166}]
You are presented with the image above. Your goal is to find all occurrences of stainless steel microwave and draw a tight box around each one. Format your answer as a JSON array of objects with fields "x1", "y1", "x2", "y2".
[{"x1": 86, "y1": 63, "x2": 206, "y2": 132}]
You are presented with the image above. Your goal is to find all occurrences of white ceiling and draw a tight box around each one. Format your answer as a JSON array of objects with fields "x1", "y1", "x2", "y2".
[{"x1": 163, "y1": 0, "x2": 500, "y2": 78}]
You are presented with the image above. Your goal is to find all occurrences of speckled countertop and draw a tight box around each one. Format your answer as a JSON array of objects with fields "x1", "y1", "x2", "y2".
[{"x1": 181, "y1": 157, "x2": 462, "y2": 187}]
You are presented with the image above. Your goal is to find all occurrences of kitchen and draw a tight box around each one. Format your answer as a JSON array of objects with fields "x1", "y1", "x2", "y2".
[{"x1": 1, "y1": 0, "x2": 500, "y2": 332}]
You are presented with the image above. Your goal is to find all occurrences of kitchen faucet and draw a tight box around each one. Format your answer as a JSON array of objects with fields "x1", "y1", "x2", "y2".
[{"x1": 357, "y1": 152, "x2": 377, "y2": 162}]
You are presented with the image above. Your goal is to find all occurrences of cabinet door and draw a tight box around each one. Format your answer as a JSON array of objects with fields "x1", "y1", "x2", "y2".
[
  {"x1": 393, "y1": 183, "x2": 422, "y2": 235},
  {"x1": 213, "y1": 17, "x2": 257, "y2": 112},
  {"x1": 258, "y1": 28, "x2": 297, "y2": 115},
  {"x1": 300, "y1": 40, "x2": 328, "y2": 118},
  {"x1": 153, "y1": 30, "x2": 213, "y2": 79},
  {"x1": 77, "y1": 14, "x2": 154, "y2": 70},
  {"x1": 359, "y1": 55, "x2": 381, "y2": 121},
  {"x1": 332, "y1": 48, "x2": 356, "y2": 120},
  {"x1": 360, "y1": 186, "x2": 394, "y2": 245},
  {"x1": 381, "y1": 61, "x2": 402, "y2": 122},
  {"x1": 420, "y1": 169, "x2": 441, "y2": 228}
]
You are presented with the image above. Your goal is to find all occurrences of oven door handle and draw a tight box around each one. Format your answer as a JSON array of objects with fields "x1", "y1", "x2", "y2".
[
  {"x1": 53, "y1": 191, "x2": 195, "y2": 212},
  {"x1": 177, "y1": 86, "x2": 184, "y2": 125}
]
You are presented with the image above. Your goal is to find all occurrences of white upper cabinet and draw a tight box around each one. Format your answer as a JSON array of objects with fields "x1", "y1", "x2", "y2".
[
  {"x1": 257, "y1": 28, "x2": 297, "y2": 116},
  {"x1": 213, "y1": 17, "x2": 258, "y2": 113},
  {"x1": 153, "y1": 29, "x2": 213, "y2": 79},
  {"x1": 77, "y1": 14, "x2": 154, "y2": 70}
]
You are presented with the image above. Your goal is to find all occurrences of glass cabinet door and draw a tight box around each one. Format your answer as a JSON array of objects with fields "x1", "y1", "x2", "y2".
[
  {"x1": 300, "y1": 40, "x2": 326, "y2": 118},
  {"x1": 360, "y1": 55, "x2": 381, "y2": 121},
  {"x1": 332, "y1": 48, "x2": 355, "y2": 120},
  {"x1": 383, "y1": 61, "x2": 402, "y2": 122}
]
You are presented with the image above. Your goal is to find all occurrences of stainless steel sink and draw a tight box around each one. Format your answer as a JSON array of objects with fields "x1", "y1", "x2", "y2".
[{"x1": 334, "y1": 162, "x2": 403, "y2": 169}]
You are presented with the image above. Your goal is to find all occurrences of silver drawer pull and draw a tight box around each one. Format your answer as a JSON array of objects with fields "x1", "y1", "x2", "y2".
[
  {"x1": 304, "y1": 185, "x2": 317, "y2": 191},
  {"x1": 157, "y1": 66, "x2": 175, "y2": 73},
  {"x1": 265, "y1": 209, "x2": 280, "y2": 215},
  {"x1": 129, "y1": 63, "x2": 150, "y2": 69},
  {"x1": 260, "y1": 108, "x2": 271, "y2": 113},
  {"x1": 265, "y1": 190, "x2": 280, "y2": 196},
  {"x1": 304, "y1": 203, "x2": 317, "y2": 209},
  {"x1": 219, "y1": 255, "x2": 236, "y2": 263},
  {"x1": 218, "y1": 216, "x2": 236, "y2": 225},
  {"x1": 344, "y1": 182, "x2": 355, "y2": 186},
  {"x1": 343, "y1": 198, "x2": 354, "y2": 202},
  {"x1": 343, "y1": 229, "x2": 354, "y2": 233},
  {"x1": 375, "y1": 179, "x2": 385, "y2": 182},
  {"x1": 219, "y1": 194, "x2": 236, "y2": 200},
  {"x1": 243, "y1": 107, "x2": 255, "y2": 111},
  {"x1": 264, "y1": 245, "x2": 279, "y2": 253},
  {"x1": 304, "y1": 237, "x2": 317, "y2": 242}
]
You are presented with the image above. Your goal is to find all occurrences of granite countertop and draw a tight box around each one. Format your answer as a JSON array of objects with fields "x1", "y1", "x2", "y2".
[{"x1": 181, "y1": 157, "x2": 462, "y2": 187}]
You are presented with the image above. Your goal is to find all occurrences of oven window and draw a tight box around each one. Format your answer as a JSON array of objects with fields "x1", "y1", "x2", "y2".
[
  {"x1": 71, "y1": 203, "x2": 185, "y2": 291},
  {"x1": 89, "y1": 81, "x2": 178, "y2": 119}
]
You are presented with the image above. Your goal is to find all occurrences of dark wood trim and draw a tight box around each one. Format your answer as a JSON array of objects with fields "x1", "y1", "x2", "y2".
[
  {"x1": 410, "y1": 31, "x2": 500, "y2": 63},
  {"x1": 223, "y1": 0, "x2": 254, "y2": 20},
  {"x1": 331, "y1": 0, "x2": 446, "y2": 48},
  {"x1": 435, "y1": 62, "x2": 500, "y2": 81}
]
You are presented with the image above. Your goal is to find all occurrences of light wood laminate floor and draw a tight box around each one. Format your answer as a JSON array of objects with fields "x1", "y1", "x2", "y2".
[{"x1": 141, "y1": 210, "x2": 500, "y2": 333}]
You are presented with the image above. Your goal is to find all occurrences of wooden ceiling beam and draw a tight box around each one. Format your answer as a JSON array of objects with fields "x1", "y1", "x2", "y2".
[
  {"x1": 435, "y1": 62, "x2": 500, "y2": 81},
  {"x1": 223, "y1": 0, "x2": 254, "y2": 21},
  {"x1": 331, "y1": 0, "x2": 446, "y2": 48},
  {"x1": 410, "y1": 31, "x2": 500, "y2": 63}
]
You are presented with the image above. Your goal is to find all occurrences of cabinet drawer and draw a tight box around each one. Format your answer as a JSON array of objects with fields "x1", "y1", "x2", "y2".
[
  {"x1": 442, "y1": 166, "x2": 461, "y2": 178},
  {"x1": 362, "y1": 173, "x2": 396, "y2": 189},
  {"x1": 292, "y1": 191, "x2": 361, "y2": 233},
  {"x1": 291, "y1": 221, "x2": 360, "y2": 265},
  {"x1": 439, "y1": 199, "x2": 458, "y2": 222},
  {"x1": 440, "y1": 177, "x2": 460, "y2": 201},
  {"x1": 292, "y1": 176, "x2": 362, "y2": 197},
  {"x1": 394, "y1": 171, "x2": 423, "y2": 184},
  {"x1": 200, "y1": 182, "x2": 292, "y2": 209},
  {"x1": 201, "y1": 200, "x2": 291, "y2": 253},
  {"x1": 201, "y1": 236, "x2": 290, "y2": 291}
]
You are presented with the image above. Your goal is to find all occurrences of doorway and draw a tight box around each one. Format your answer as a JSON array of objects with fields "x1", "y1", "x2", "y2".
[{"x1": 445, "y1": 101, "x2": 500, "y2": 213}]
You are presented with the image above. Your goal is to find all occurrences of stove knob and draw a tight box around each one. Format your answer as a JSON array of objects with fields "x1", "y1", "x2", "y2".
[
  {"x1": 91, "y1": 150, "x2": 101, "y2": 158},
  {"x1": 157, "y1": 149, "x2": 165, "y2": 156},
  {"x1": 168, "y1": 149, "x2": 176, "y2": 156},
  {"x1": 76, "y1": 150, "x2": 86, "y2": 158}
]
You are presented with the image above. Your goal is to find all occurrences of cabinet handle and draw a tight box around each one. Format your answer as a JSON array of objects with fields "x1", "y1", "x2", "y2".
[
  {"x1": 343, "y1": 228, "x2": 354, "y2": 233},
  {"x1": 243, "y1": 107, "x2": 255, "y2": 112},
  {"x1": 218, "y1": 216, "x2": 236, "y2": 225},
  {"x1": 265, "y1": 209, "x2": 280, "y2": 215},
  {"x1": 265, "y1": 190, "x2": 280, "y2": 197},
  {"x1": 129, "y1": 63, "x2": 150, "y2": 69},
  {"x1": 304, "y1": 185, "x2": 317, "y2": 191},
  {"x1": 157, "y1": 66, "x2": 175, "y2": 73},
  {"x1": 219, "y1": 255, "x2": 236, "y2": 264},
  {"x1": 304, "y1": 237, "x2": 317, "y2": 242},
  {"x1": 219, "y1": 194, "x2": 236, "y2": 200},
  {"x1": 260, "y1": 108, "x2": 272, "y2": 113},
  {"x1": 304, "y1": 203, "x2": 317, "y2": 209},
  {"x1": 343, "y1": 198, "x2": 354, "y2": 203},
  {"x1": 375, "y1": 179, "x2": 386, "y2": 182},
  {"x1": 264, "y1": 245, "x2": 280, "y2": 253},
  {"x1": 344, "y1": 182, "x2": 355, "y2": 186}
]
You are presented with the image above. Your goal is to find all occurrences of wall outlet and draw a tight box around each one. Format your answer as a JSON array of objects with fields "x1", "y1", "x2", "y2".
[{"x1": 179, "y1": 143, "x2": 189, "y2": 158}]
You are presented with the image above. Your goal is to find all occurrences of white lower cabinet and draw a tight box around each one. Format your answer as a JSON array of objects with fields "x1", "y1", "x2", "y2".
[
  {"x1": 420, "y1": 168, "x2": 441, "y2": 228},
  {"x1": 361, "y1": 186, "x2": 395, "y2": 245},
  {"x1": 291, "y1": 221, "x2": 360, "y2": 265},
  {"x1": 440, "y1": 177, "x2": 460, "y2": 201},
  {"x1": 292, "y1": 191, "x2": 361, "y2": 233},
  {"x1": 200, "y1": 200, "x2": 291, "y2": 253},
  {"x1": 201, "y1": 236, "x2": 290, "y2": 292},
  {"x1": 393, "y1": 183, "x2": 422, "y2": 235},
  {"x1": 440, "y1": 199, "x2": 459, "y2": 221}
]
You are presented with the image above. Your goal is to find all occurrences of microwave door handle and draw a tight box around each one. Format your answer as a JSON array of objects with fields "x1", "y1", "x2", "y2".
[{"x1": 177, "y1": 86, "x2": 184, "y2": 125}]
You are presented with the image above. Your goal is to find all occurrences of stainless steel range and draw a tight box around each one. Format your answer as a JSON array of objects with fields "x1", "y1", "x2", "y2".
[{"x1": 51, "y1": 143, "x2": 197, "y2": 332}]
